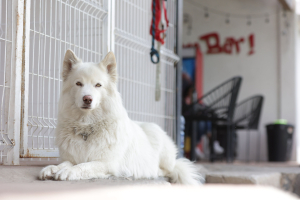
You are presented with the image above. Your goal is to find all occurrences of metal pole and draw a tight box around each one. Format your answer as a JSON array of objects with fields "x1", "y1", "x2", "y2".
[
  {"x1": 176, "y1": 0, "x2": 183, "y2": 157},
  {"x1": 247, "y1": 128, "x2": 250, "y2": 162},
  {"x1": 256, "y1": 130, "x2": 261, "y2": 162},
  {"x1": 226, "y1": 122, "x2": 230, "y2": 162},
  {"x1": 20, "y1": 0, "x2": 31, "y2": 157},
  {"x1": 6, "y1": 0, "x2": 25, "y2": 165}
]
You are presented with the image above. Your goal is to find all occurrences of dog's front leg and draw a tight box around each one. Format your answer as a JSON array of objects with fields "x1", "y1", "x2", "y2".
[
  {"x1": 39, "y1": 161, "x2": 74, "y2": 180},
  {"x1": 54, "y1": 161, "x2": 110, "y2": 181}
]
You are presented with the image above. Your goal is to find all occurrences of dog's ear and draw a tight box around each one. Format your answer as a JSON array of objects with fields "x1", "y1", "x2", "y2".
[
  {"x1": 62, "y1": 49, "x2": 81, "y2": 81},
  {"x1": 101, "y1": 52, "x2": 117, "y2": 83}
]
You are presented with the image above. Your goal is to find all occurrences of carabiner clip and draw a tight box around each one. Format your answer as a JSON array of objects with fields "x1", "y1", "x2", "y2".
[{"x1": 150, "y1": 48, "x2": 160, "y2": 64}]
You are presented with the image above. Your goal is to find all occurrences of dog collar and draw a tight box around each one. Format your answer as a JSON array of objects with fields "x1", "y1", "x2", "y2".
[
  {"x1": 73, "y1": 126, "x2": 94, "y2": 141},
  {"x1": 80, "y1": 133, "x2": 89, "y2": 141}
]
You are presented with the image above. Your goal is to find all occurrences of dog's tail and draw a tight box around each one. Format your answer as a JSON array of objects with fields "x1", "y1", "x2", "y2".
[{"x1": 168, "y1": 158, "x2": 203, "y2": 185}]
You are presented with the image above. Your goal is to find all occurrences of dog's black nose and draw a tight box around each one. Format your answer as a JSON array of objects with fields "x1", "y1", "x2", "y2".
[{"x1": 83, "y1": 95, "x2": 93, "y2": 104}]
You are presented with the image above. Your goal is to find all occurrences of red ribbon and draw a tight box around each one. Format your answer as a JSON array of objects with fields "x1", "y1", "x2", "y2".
[{"x1": 150, "y1": 0, "x2": 169, "y2": 45}]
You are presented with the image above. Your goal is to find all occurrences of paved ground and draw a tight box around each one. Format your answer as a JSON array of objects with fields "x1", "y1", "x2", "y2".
[
  {"x1": 1, "y1": 185, "x2": 298, "y2": 200},
  {"x1": 1, "y1": 162, "x2": 300, "y2": 199},
  {"x1": 200, "y1": 162, "x2": 300, "y2": 196},
  {"x1": 0, "y1": 165, "x2": 170, "y2": 191}
]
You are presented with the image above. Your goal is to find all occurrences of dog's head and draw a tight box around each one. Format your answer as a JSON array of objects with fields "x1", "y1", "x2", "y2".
[{"x1": 61, "y1": 50, "x2": 117, "y2": 112}]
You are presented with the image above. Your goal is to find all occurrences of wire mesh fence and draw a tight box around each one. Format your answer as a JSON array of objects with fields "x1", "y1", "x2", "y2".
[
  {"x1": 115, "y1": 0, "x2": 178, "y2": 140},
  {"x1": 0, "y1": 0, "x2": 18, "y2": 164},
  {"x1": 0, "y1": 0, "x2": 179, "y2": 164},
  {"x1": 22, "y1": 0, "x2": 108, "y2": 158}
]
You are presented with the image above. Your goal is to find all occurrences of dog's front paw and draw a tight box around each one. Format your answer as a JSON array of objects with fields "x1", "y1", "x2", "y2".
[
  {"x1": 54, "y1": 167, "x2": 82, "y2": 181},
  {"x1": 39, "y1": 165, "x2": 60, "y2": 180}
]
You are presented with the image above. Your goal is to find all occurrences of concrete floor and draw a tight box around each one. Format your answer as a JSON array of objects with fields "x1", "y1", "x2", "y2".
[
  {"x1": 0, "y1": 165, "x2": 170, "y2": 190},
  {"x1": 1, "y1": 184, "x2": 298, "y2": 200},
  {"x1": 1, "y1": 162, "x2": 300, "y2": 199},
  {"x1": 200, "y1": 162, "x2": 300, "y2": 197}
]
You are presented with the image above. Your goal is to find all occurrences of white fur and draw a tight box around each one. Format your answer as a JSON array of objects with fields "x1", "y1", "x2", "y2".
[{"x1": 39, "y1": 50, "x2": 202, "y2": 185}]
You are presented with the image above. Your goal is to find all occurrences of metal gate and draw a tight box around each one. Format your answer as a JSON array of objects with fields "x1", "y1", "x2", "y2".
[
  {"x1": 0, "y1": 0, "x2": 179, "y2": 165},
  {"x1": 20, "y1": 0, "x2": 111, "y2": 158},
  {"x1": 0, "y1": 0, "x2": 23, "y2": 165}
]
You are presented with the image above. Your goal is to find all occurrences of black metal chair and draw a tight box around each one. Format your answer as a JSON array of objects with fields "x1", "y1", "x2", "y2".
[
  {"x1": 217, "y1": 95, "x2": 264, "y2": 161},
  {"x1": 183, "y1": 76, "x2": 242, "y2": 162},
  {"x1": 232, "y1": 95, "x2": 264, "y2": 162}
]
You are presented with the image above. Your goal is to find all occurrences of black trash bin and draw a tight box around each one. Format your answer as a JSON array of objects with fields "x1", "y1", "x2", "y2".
[{"x1": 266, "y1": 124, "x2": 294, "y2": 162}]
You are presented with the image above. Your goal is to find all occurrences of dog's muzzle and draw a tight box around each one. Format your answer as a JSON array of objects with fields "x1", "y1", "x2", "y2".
[{"x1": 82, "y1": 95, "x2": 92, "y2": 109}]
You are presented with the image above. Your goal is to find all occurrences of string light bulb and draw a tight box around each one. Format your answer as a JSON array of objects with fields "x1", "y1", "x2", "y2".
[
  {"x1": 190, "y1": 0, "x2": 275, "y2": 25},
  {"x1": 247, "y1": 16, "x2": 251, "y2": 26},
  {"x1": 226, "y1": 14, "x2": 230, "y2": 24},
  {"x1": 204, "y1": 7, "x2": 209, "y2": 18},
  {"x1": 265, "y1": 13, "x2": 269, "y2": 23}
]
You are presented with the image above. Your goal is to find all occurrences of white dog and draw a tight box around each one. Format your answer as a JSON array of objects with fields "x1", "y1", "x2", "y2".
[{"x1": 39, "y1": 50, "x2": 201, "y2": 185}]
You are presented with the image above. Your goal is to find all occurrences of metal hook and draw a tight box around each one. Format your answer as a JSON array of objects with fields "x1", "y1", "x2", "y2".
[{"x1": 150, "y1": 47, "x2": 160, "y2": 64}]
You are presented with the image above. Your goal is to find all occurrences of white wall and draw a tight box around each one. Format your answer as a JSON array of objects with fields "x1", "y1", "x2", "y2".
[
  {"x1": 183, "y1": 0, "x2": 297, "y2": 161},
  {"x1": 296, "y1": 15, "x2": 300, "y2": 163}
]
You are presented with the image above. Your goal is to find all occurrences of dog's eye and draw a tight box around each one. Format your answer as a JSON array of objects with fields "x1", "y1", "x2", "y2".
[
  {"x1": 76, "y1": 82, "x2": 82, "y2": 86},
  {"x1": 95, "y1": 83, "x2": 102, "y2": 87}
]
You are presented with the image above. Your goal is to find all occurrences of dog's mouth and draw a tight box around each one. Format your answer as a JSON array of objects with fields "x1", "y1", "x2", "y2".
[{"x1": 81, "y1": 106, "x2": 91, "y2": 110}]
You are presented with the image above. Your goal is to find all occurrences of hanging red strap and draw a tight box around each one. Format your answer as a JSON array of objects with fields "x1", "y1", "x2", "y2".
[
  {"x1": 150, "y1": 0, "x2": 169, "y2": 45},
  {"x1": 163, "y1": 2, "x2": 169, "y2": 28}
]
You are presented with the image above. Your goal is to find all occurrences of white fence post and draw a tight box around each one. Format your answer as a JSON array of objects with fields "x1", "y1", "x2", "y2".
[
  {"x1": 20, "y1": 0, "x2": 30, "y2": 158},
  {"x1": 110, "y1": 0, "x2": 115, "y2": 52},
  {"x1": 5, "y1": 0, "x2": 25, "y2": 165}
]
